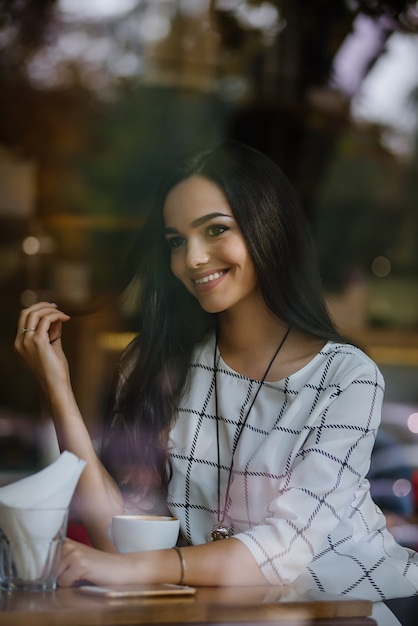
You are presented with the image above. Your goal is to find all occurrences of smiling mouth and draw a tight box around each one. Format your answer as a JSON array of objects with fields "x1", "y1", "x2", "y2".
[{"x1": 193, "y1": 271, "x2": 226, "y2": 285}]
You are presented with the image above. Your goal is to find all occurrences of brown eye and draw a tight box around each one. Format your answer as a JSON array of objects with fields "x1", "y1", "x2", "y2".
[
  {"x1": 167, "y1": 236, "x2": 185, "y2": 250},
  {"x1": 207, "y1": 225, "x2": 228, "y2": 237}
]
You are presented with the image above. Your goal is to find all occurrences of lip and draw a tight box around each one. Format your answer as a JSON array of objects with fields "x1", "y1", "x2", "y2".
[{"x1": 191, "y1": 269, "x2": 228, "y2": 291}]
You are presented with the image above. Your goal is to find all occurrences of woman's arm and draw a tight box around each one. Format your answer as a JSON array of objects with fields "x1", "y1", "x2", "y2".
[
  {"x1": 57, "y1": 360, "x2": 384, "y2": 589},
  {"x1": 231, "y1": 359, "x2": 385, "y2": 586},
  {"x1": 58, "y1": 537, "x2": 269, "y2": 588},
  {"x1": 14, "y1": 302, "x2": 124, "y2": 550}
]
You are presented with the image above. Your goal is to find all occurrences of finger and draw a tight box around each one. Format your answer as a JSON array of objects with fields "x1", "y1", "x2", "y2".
[
  {"x1": 17, "y1": 302, "x2": 58, "y2": 330},
  {"x1": 58, "y1": 541, "x2": 82, "y2": 586},
  {"x1": 15, "y1": 308, "x2": 70, "y2": 354},
  {"x1": 58, "y1": 541, "x2": 97, "y2": 587},
  {"x1": 61, "y1": 538, "x2": 78, "y2": 553},
  {"x1": 34, "y1": 311, "x2": 70, "y2": 338},
  {"x1": 16, "y1": 306, "x2": 70, "y2": 340},
  {"x1": 58, "y1": 561, "x2": 86, "y2": 588}
]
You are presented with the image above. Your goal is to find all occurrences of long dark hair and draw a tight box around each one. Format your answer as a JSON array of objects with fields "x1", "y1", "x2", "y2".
[{"x1": 101, "y1": 141, "x2": 343, "y2": 501}]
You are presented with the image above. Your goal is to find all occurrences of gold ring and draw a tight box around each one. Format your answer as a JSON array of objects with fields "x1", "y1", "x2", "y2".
[{"x1": 20, "y1": 328, "x2": 37, "y2": 333}]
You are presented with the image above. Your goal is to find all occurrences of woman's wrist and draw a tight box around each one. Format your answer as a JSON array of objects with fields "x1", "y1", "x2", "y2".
[
  {"x1": 45, "y1": 376, "x2": 76, "y2": 410},
  {"x1": 127, "y1": 548, "x2": 187, "y2": 586},
  {"x1": 173, "y1": 547, "x2": 186, "y2": 585}
]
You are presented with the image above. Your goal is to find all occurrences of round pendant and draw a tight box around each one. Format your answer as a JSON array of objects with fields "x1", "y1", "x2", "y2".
[{"x1": 209, "y1": 523, "x2": 233, "y2": 541}]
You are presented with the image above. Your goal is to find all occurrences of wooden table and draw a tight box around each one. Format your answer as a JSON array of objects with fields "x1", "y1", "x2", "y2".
[{"x1": 0, "y1": 585, "x2": 375, "y2": 626}]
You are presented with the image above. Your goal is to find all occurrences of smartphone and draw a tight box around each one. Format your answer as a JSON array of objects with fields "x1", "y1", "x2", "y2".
[{"x1": 77, "y1": 583, "x2": 196, "y2": 598}]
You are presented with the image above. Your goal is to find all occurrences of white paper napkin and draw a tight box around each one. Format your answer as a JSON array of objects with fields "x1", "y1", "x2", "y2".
[{"x1": 0, "y1": 451, "x2": 86, "y2": 580}]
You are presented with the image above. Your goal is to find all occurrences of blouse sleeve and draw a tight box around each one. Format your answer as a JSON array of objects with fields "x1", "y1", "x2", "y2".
[{"x1": 234, "y1": 359, "x2": 385, "y2": 584}]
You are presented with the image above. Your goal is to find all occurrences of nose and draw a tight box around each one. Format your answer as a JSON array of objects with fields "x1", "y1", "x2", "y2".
[{"x1": 185, "y1": 237, "x2": 209, "y2": 269}]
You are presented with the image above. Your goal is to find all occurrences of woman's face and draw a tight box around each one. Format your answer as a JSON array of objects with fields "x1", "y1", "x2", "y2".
[{"x1": 163, "y1": 175, "x2": 260, "y2": 315}]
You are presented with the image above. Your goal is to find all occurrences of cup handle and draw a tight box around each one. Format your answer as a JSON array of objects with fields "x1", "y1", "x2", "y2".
[{"x1": 107, "y1": 523, "x2": 114, "y2": 545}]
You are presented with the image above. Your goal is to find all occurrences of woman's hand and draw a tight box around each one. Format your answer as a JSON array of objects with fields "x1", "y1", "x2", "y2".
[
  {"x1": 14, "y1": 303, "x2": 127, "y2": 549},
  {"x1": 14, "y1": 302, "x2": 71, "y2": 393},
  {"x1": 58, "y1": 539, "x2": 136, "y2": 588},
  {"x1": 58, "y1": 537, "x2": 271, "y2": 589}
]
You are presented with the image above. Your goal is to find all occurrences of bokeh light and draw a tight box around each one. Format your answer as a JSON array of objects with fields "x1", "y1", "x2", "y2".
[
  {"x1": 407, "y1": 412, "x2": 418, "y2": 434},
  {"x1": 22, "y1": 236, "x2": 40, "y2": 255},
  {"x1": 371, "y1": 255, "x2": 391, "y2": 278},
  {"x1": 20, "y1": 290, "x2": 38, "y2": 307},
  {"x1": 392, "y1": 478, "x2": 412, "y2": 498}
]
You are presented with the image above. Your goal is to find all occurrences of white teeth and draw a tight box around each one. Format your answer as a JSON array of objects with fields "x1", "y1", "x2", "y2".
[{"x1": 195, "y1": 272, "x2": 224, "y2": 285}]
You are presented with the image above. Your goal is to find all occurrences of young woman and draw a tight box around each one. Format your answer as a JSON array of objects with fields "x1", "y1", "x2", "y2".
[{"x1": 15, "y1": 142, "x2": 417, "y2": 607}]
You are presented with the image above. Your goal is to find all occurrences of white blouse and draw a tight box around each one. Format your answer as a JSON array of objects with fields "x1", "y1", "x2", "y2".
[{"x1": 167, "y1": 334, "x2": 418, "y2": 601}]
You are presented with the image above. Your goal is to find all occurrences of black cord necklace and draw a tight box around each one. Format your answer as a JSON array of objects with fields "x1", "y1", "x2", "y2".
[{"x1": 209, "y1": 325, "x2": 292, "y2": 541}]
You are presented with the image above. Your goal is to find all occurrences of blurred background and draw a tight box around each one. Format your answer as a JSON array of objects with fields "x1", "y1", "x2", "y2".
[{"x1": 0, "y1": 0, "x2": 417, "y2": 545}]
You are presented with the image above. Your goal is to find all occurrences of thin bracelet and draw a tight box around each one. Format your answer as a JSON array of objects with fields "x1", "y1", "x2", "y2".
[{"x1": 173, "y1": 546, "x2": 186, "y2": 586}]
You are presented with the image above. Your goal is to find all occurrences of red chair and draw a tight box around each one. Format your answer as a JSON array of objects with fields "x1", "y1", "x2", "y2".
[{"x1": 67, "y1": 522, "x2": 93, "y2": 546}]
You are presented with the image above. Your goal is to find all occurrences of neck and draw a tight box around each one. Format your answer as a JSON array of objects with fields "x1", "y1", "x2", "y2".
[{"x1": 216, "y1": 297, "x2": 288, "y2": 360}]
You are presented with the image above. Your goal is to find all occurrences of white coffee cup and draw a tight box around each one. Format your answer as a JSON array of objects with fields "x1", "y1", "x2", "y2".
[{"x1": 108, "y1": 515, "x2": 180, "y2": 553}]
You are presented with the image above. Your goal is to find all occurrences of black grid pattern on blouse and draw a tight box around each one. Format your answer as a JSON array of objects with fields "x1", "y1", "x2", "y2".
[{"x1": 168, "y1": 342, "x2": 418, "y2": 599}]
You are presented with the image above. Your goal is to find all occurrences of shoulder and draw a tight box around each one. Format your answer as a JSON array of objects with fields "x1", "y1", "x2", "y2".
[
  {"x1": 321, "y1": 341, "x2": 379, "y2": 368},
  {"x1": 317, "y1": 341, "x2": 384, "y2": 389}
]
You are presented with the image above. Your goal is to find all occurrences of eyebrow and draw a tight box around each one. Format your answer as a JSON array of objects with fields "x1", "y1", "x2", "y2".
[{"x1": 164, "y1": 212, "x2": 232, "y2": 234}]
